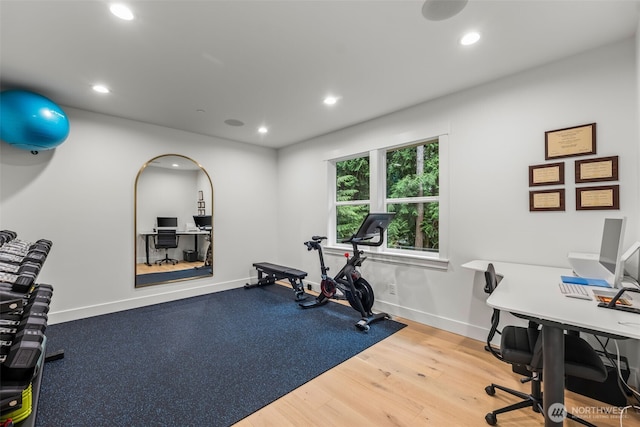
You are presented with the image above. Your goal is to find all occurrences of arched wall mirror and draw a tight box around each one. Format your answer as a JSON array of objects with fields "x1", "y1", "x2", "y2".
[{"x1": 135, "y1": 154, "x2": 213, "y2": 287}]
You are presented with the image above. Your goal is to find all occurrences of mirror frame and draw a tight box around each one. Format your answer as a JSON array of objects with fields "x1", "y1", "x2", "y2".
[{"x1": 134, "y1": 154, "x2": 214, "y2": 287}]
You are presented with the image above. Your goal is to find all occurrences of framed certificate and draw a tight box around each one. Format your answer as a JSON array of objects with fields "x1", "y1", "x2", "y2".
[
  {"x1": 529, "y1": 162, "x2": 564, "y2": 187},
  {"x1": 529, "y1": 189, "x2": 565, "y2": 212},
  {"x1": 576, "y1": 185, "x2": 619, "y2": 210},
  {"x1": 545, "y1": 123, "x2": 596, "y2": 160},
  {"x1": 575, "y1": 156, "x2": 618, "y2": 183}
]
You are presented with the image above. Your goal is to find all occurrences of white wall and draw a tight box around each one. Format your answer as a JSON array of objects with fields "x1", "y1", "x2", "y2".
[
  {"x1": 277, "y1": 38, "x2": 639, "y2": 375},
  {"x1": 0, "y1": 108, "x2": 279, "y2": 322},
  {"x1": 137, "y1": 167, "x2": 199, "y2": 232}
]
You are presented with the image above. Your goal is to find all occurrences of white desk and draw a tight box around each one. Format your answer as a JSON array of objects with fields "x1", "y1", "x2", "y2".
[
  {"x1": 463, "y1": 260, "x2": 640, "y2": 427},
  {"x1": 139, "y1": 230, "x2": 211, "y2": 266}
]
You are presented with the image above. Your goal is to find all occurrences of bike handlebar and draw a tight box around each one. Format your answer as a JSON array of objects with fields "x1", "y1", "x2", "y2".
[{"x1": 342, "y1": 226, "x2": 386, "y2": 247}]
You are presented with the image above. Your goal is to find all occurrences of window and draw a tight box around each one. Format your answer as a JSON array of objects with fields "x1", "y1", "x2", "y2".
[
  {"x1": 330, "y1": 137, "x2": 445, "y2": 261},
  {"x1": 386, "y1": 141, "x2": 439, "y2": 253},
  {"x1": 335, "y1": 155, "x2": 370, "y2": 241}
]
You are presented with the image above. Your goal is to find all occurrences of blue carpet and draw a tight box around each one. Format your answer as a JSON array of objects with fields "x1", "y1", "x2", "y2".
[
  {"x1": 135, "y1": 266, "x2": 213, "y2": 286},
  {"x1": 37, "y1": 285, "x2": 405, "y2": 427}
]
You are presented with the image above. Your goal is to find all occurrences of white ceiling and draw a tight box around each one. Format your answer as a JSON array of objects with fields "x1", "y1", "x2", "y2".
[{"x1": 1, "y1": 0, "x2": 638, "y2": 149}]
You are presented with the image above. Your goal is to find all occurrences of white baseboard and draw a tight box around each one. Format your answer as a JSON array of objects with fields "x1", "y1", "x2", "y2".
[
  {"x1": 305, "y1": 280, "x2": 489, "y2": 343},
  {"x1": 374, "y1": 299, "x2": 489, "y2": 343},
  {"x1": 47, "y1": 278, "x2": 246, "y2": 325}
]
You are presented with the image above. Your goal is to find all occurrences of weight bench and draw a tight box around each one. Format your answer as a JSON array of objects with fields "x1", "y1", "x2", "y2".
[{"x1": 245, "y1": 262, "x2": 308, "y2": 301}]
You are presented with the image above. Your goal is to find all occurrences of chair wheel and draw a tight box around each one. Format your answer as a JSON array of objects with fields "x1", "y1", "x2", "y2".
[
  {"x1": 485, "y1": 413, "x2": 497, "y2": 425},
  {"x1": 485, "y1": 385, "x2": 495, "y2": 396}
]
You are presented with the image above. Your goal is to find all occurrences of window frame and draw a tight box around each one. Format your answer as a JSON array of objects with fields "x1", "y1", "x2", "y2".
[{"x1": 327, "y1": 135, "x2": 449, "y2": 270}]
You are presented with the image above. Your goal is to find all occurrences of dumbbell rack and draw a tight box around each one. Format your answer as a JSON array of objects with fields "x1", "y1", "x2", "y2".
[{"x1": 0, "y1": 230, "x2": 60, "y2": 427}]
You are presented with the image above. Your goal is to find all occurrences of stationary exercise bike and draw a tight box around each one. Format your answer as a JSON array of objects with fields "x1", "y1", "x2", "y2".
[{"x1": 300, "y1": 213, "x2": 395, "y2": 331}]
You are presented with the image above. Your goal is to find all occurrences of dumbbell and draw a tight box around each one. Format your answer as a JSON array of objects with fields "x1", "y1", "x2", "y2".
[
  {"x1": 0, "y1": 241, "x2": 30, "y2": 256},
  {"x1": 0, "y1": 230, "x2": 18, "y2": 244},
  {"x1": 0, "y1": 264, "x2": 41, "y2": 293},
  {"x1": 0, "y1": 314, "x2": 48, "y2": 335},
  {"x1": 0, "y1": 285, "x2": 52, "y2": 303},
  {"x1": 0, "y1": 253, "x2": 22, "y2": 266},
  {"x1": 33, "y1": 238, "x2": 52, "y2": 248},
  {"x1": 0, "y1": 314, "x2": 48, "y2": 351},
  {"x1": 0, "y1": 276, "x2": 53, "y2": 298},
  {"x1": 0, "y1": 288, "x2": 51, "y2": 316},
  {"x1": 0, "y1": 299, "x2": 50, "y2": 318},
  {"x1": 0, "y1": 248, "x2": 47, "y2": 270},
  {"x1": 0, "y1": 328, "x2": 44, "y2": 370},
  {"x1": 0, "y1": 340, "x2": 43, "y2": 381},
  {"x1": 22, "y1": 249, "x2": 47, "y2": 265},
  {"x1": 0, "y1": 276, "x2": 34, "y2": 295}
]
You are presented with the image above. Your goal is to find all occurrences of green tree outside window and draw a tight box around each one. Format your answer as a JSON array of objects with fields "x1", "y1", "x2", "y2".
[
  {"x1": 336, "y1": 156, "x2": 370, "y2": 241},
  {"x1": 386, "y1": 142, "x2": 439, "y2": 252}
]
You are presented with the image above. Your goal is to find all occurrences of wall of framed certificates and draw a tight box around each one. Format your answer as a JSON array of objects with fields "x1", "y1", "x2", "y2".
[{"x1": 528, "y1": 122, "x2": 620, "y2": 211}]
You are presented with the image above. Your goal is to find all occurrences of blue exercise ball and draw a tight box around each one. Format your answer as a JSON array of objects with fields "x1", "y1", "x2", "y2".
[{"x1": 0, "y1": 89, "x2": 70, "y2": 151}]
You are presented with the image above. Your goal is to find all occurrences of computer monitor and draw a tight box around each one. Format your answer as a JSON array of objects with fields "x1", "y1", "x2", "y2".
[
  {"x1": 621, "y1": 241, "x2": 640, "y2": 283},
  {"x1": 193, "y1": 215, "x2": 212, "y2": 229},
  {"x1": 156, "y1": 216, "x2": 178, "y2": 229},
  {"x1": 568, "y1": 217, "x2": 626, "y2": 287},
  {"x1": 599, "y1": 217, "x2": 626, "y2": 279}
]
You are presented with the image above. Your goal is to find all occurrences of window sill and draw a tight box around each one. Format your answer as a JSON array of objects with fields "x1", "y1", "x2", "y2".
[{"x1": 324, "y1": 246, "x2": 449, "y2": 271}]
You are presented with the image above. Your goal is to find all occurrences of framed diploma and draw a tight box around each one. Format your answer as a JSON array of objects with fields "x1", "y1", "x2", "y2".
[
  {"x1": 576, "y1": 185, "x2": 619, "y2": 210},
  {"x1": 575, "y1": 156, "x2": 618, "y2": 183},
  {"x1": 529, "y1": 162, "x2": 564, "y2": 187},
  {"x1": 529, "y1": 189, "x2": 565, "y2": 212},
  {"x1": 545, "y1": 123, "x2": 596, "y2": 160}
]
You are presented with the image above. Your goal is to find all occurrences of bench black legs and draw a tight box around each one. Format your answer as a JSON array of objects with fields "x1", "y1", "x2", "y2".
[{"x1": 245, "y1": 262, "x2": 308, "y2": 301}]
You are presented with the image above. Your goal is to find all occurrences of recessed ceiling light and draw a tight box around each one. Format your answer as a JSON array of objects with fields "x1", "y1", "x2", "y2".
[
  {"x1": 110, "y1": 3, "x2": 134, "y2": 21},
  {"x1": 171, "y1": 163, "x2": 179, "y2": 168},
  {"x1": 258, "y1": 126, "x2": 268, "y2": 134},
  {"x1": 324, "y1": 96, "x2": 339, "y2": 105},
  {"x1": 460, "y1": 31, "x2": 480, "y2": 46},
  {"x1": 92, "y1": 84, "x2": 110, "y2": 94}
]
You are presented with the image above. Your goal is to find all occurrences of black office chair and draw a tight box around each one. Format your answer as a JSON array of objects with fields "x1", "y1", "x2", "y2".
[
  {"x1": 485, "y1": 326, "x2": 608, "y2": 426},
  {"x1": 155, "y1": 230, "x2": 179, "y2": 266},
  {"x1": 484, "y1": 263, "x2": 504, "y2": 358},
  {"x1": 483, "y1": 266, "x2": 608, "y2": 426}
]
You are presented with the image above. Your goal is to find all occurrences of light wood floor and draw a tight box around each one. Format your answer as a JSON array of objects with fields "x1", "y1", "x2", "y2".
[
  {"x1": 235, "y1": 298, "x2": 639, "y2": 426},
  {"x1": 136, "y1": 260, "x2": 204, "y2": 275}
]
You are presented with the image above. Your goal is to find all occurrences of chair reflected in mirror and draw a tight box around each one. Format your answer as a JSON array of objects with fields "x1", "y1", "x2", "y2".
[{"x1": 155, "y1": 230, "x2": 179, "y2": 266}]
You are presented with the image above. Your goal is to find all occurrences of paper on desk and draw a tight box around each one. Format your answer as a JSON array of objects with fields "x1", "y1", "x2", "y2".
[{"x1": 592, "y1": 288, "x2": 636, "y2": 307}]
